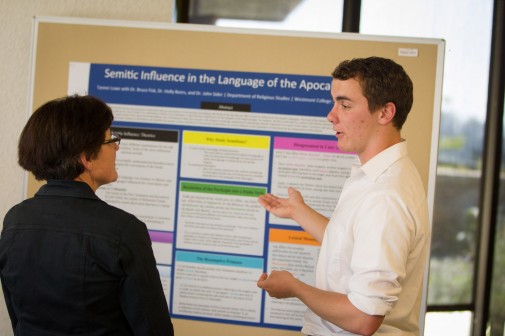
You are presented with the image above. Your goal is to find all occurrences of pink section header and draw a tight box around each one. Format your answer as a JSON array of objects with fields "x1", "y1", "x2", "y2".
[{"x1": 274, "y1": 137, "x2": 346, "y2": 153}]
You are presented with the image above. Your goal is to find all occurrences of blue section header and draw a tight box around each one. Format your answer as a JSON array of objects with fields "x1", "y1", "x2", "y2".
[
  {"x1": 87, "y1": 63, "x2": 332, "y2": 117},
  {"x1": 176, "y1": 251, "x2": 263, "y2": 269}
]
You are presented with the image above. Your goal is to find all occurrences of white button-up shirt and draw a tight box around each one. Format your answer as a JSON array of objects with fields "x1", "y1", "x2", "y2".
[{"x1": 302, "y1": 141, "x2": 431, "y2": 336}]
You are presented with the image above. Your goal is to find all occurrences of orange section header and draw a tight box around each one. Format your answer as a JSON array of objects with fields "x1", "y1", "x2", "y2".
[{"x1": 269, "y1": 228, "x2": 320, "y2": 246}]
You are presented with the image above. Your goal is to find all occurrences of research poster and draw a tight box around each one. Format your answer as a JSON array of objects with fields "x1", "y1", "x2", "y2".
[{"x1": 69, "y1": 61, "x2": 358, "y2": 330}]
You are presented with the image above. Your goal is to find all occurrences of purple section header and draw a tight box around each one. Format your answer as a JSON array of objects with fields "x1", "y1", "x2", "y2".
[{"x1": 149, "y1": 230, "x2": 173, "y2": 244}]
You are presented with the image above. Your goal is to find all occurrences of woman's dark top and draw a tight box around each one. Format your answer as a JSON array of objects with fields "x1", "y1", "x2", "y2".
[{"x1": 0, "y1": 180, "x2": 174, "y2": 335}]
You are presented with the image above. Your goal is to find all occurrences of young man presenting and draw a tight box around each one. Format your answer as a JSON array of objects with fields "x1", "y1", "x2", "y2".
[{"x1": 257, "y1": 57, "x2": 431, "y2": 336}]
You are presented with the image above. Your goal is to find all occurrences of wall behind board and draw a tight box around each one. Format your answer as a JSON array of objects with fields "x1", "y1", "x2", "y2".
[{"x1": 0, "y1": 2, "x2": 174, "y2": 336}]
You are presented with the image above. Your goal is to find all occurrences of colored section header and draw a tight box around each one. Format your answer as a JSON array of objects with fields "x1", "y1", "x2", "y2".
[
  {"x1": 180, "y1": 182, "x2": 266, "y2": 197},
  {"x1": 149, "y1": 230, "x2": 174, "y2": 244},
  {"x1": 183, "y1": 131, "x2": 269, "y2": 149},
  {"x1": 274, "y1": 136, "x2": 343, "y2": 153},
  {"x1": 113, "y1": 127, "x2": 179, "y2": 143},
  {"x1": 176, "y1": 251, "x2": 264, "y2": 269},
  {"x1": 269, "y1": 228, "x2": 320, "y2": 246}
]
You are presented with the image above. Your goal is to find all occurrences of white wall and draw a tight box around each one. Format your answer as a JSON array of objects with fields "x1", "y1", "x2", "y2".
[{"x1": 0, "y1": 1, "x2": 174, "y2": 334}]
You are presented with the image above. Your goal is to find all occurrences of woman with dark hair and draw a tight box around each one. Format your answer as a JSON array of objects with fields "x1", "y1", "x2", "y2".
[{"x1": 0, "y1": 95, "x2": 174, "y2": 335}]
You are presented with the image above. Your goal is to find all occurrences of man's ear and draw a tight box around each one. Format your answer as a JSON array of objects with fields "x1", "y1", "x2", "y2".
[
  {"x1": 378, "y1": 102, "x2": 396, "y2": 125},
  {"x1": 79, "y1": 152, "x2": 93, "y2": 170}
]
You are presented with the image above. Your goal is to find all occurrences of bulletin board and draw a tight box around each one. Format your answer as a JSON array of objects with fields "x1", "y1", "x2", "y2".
[{"x1": 27, "y1": 16, "x2": 444, "y2": 335}]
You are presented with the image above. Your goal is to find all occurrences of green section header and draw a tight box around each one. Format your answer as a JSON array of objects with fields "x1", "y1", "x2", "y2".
[{"x1": 180, "y1": 181, "x2": 266, "y2": 197}]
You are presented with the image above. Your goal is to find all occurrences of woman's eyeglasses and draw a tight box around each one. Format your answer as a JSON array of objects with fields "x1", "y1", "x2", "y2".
[{"x1": 103, "y1": 132, "x2": 121, "y2": 146}]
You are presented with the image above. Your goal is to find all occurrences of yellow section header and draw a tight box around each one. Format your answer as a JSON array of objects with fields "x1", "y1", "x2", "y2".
[{"x1": 183, "y1": 130, "x2": 270, "y2": 149}]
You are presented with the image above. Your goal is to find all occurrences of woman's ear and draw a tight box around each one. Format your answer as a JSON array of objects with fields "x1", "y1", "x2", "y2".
[
  {"x1": 79, "y1": 152, "x2": 93, "y2": 171},
  {"x1": 378, "y1": 102, "x2": 396, "y2": 125}
]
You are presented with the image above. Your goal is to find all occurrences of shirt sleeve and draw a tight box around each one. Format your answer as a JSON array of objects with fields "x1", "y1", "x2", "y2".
[
  {"x1": 347, "y1": 192, "x2": 415, "y2": 316},
  {"x1": 1, "y1": 262, "x2": 18, "y2": 330},
  {"x1": 117, "y1": 216, "x2": 174, "y2": 336}
]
